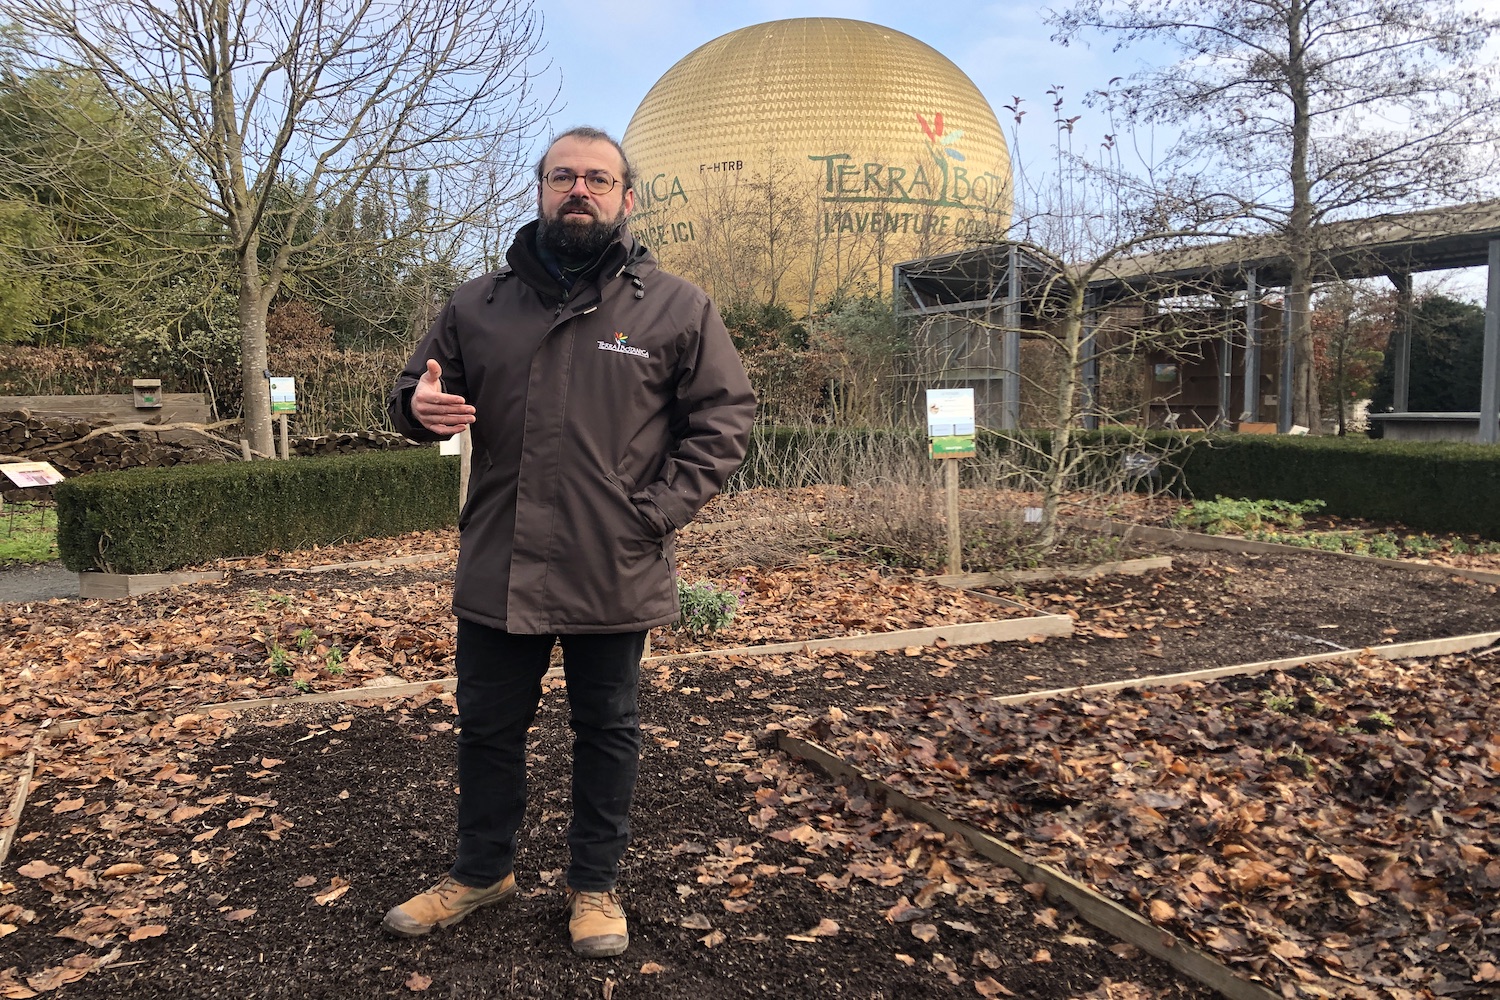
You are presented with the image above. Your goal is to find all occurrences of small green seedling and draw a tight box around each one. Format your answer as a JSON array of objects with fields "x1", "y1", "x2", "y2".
[
  {"x1": 1264, "y1": 694, "x2": 1297, "y2": 714},
  {"x1": 268, "y1": 643, "x2": 290, "y2": 676}
]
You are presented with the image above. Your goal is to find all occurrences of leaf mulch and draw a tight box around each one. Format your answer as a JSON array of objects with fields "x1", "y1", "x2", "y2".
[
  {"x1": 799, "y1": 650, "x2": 1500, "y2": 999},
  {"x1": 2, "y1": 499, "x2": 1499, "y2": 998}
]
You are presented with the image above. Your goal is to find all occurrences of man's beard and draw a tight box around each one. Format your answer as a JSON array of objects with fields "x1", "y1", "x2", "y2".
[{"x1": 537, "y1": 197, "x2": 626, "y2": 260}]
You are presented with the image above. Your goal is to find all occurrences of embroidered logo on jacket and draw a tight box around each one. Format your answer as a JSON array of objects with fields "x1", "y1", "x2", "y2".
[{"x1": 598, "y1": 331, "x2": 649, "y2": 358}]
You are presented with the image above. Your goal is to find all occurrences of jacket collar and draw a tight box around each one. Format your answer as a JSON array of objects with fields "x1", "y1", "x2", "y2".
[{"x1": 506, "y1": 220, "x2": 641, "y2": 308}]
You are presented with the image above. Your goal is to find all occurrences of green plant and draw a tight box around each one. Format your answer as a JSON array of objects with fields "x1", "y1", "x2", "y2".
[
  {"x1": 0, "y1": 501, "x2": 59, "y2": 566},
  {"x1": 675, "y1": 578, "x2": 740, "y2": 637},
  {"x1": 1264, "y1": 694, "x2": 1297, "y2": 714},
  {"x1": 271, "y1": 593, "x2": 293, "y2": 608},
  {"x1": 324, "y1": 645, "x2": 345, "y2": 673},
  {"x1": 296, "y1": 627, "x2": 316, "y2": 651},
  {"x1": 1276, "y1": 743, "x2": 1318, "y2": 778},
  {"x1": 1173, "y1": 496, "x2": 1326, "y2": 535},
  {"x1": 293, "y1": 679, "x2": 311, "y2": 692},
  {"x1": 1402, "y1": 533, "x2": 1441, "y2": 555},
  {"x1": 268, "y1": 643, "x2": 290, "y2": 676}
]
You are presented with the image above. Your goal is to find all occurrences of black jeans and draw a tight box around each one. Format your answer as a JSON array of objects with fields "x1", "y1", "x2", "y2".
[{"x1": 449, "y1": 618, "x2": 646, "y2": 892}]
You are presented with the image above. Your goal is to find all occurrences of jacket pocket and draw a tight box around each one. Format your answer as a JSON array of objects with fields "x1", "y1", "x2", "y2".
[{"x1": 604, "y1": 468, "x2": 661, "y2": 538}]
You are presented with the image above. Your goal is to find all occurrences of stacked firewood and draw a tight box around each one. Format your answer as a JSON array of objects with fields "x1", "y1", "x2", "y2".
[
  {"x1": 1, "y1": 410, "x2": 428, "y2": 500},
  {"x1": 0, "y1": 409, "x2": 232, "y2": 500},
  {"x1": 290, "y1": 429, "x2": 424, "y2": 456}
]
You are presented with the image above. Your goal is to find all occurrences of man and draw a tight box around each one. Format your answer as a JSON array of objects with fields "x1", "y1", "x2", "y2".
[{"x1": 381, "y1": 126, "x2": 755, "y2": 957}]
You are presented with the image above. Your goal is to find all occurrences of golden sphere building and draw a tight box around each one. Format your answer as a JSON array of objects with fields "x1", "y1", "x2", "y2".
[{"x1": 622, "y1": 18, "x2": 1012, "y2": 309}]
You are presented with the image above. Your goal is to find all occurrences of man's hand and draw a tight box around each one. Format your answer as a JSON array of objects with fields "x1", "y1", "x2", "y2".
[{"x1": 411, "y1": 359, "x2": 475, "y2": 436}]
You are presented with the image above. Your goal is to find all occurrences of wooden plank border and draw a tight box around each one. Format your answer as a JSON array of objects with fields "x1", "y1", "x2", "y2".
[
  {"x1": 0, "y1": 732, "x2": 42, "y2": 868},
  {"x1": 76, "y1": 551, "x2": 457, "y2": 599},
  {"x1": 1077, "y1": 518, "x2": 1500, "y2": 587},
  {"x1": 927, "y1": 556, "x2": 1174, "y2": 589},
  {"x1": 641, "y1": 615, "x2": 1074, "y2": 664},
  {"x1": 41, "y1": 612, "x2": 1073, "y2": 738},
  {"x1": 990, "y1": 629, "x2": 1500, "y2": 707},
  {"x1": 779, "y1": 734, "x2": 1280, "y2": 1000}
]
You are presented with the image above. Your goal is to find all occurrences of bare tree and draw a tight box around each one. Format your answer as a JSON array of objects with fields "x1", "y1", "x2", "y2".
[
  {"x1": 904, "y1": 92, "x2": 1244, "y2": 554},
  {"x1": 1051, "y1": 0, "x2": 1500, "y2": 432},
  {"x1": 3, "y1": 0, "x2": 552, "y2": 456}
]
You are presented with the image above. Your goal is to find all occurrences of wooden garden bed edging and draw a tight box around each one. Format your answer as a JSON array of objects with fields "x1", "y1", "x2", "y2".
[
  {"x1": 926, "y1": 556, "x2": 1174, "y2": 590},
  {"x1": 76, "y1": 551, "x2": 456, "y2": 599},
  {"x1": 778, "y1": 734, "x2": 1280, "y2": 1000},
  {"x1": 78, "y1": 569, "x2": 223, "y2": 598},
  {"x1": 0, "y1": 731, "x2": 43, "y2": 867},
  {"x1": 35, "y1": 613, "x2": 1071, "y2": 742},
  {"x1": 1078, "y1": 518, "x2": 1500, "y2": 586},
  {"x1": 642, "y1": 615, "x2": 1073, "y2": 664},
  {"x1": 988, "y1": 629, "x2": 1500, "y2": 707}
]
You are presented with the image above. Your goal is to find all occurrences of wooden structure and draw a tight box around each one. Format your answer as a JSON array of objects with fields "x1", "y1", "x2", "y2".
[
  {"x1": 0, "y1": 392, "x2": 211, "y2": 424},
  {"x1": 895, "y1": 200, "x2": 1500, "y2": 440}
]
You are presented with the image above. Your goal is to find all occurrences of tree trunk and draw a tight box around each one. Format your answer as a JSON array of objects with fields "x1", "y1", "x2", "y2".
[
  {"x1": 238, "y1": 275, "x2": 273, "y2": 459},
  {"x1": 1287, "y1": 268, "x2": 1322, "y2": 432},
  {"x1": 1286, "y1": 0, "x2": 1323, "y2": 434},
  {"x1": 1038, "y1": 293, "x2": 1085, "y2": 551}
]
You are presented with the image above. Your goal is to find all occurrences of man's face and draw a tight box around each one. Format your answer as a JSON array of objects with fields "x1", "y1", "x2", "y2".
[{"x1": 536, "y1": 136, "x2": 634, "y2": 258}]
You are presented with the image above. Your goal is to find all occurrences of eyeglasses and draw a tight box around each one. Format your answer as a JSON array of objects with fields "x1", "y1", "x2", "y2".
[{"x1": 543, "y1": 167, "x2": 620, "y2": 195}]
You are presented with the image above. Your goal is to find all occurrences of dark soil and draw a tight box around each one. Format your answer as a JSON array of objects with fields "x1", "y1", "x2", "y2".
[{"x1": 4, "y1": 545, "x2": 1499, "y2": 999}]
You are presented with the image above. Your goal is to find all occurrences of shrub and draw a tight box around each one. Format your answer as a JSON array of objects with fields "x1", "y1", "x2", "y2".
[{"x1": 56, "y1": 448, "x2": 458, "y2": 573}]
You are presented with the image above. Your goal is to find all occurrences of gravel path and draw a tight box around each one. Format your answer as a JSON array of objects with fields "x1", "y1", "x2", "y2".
[{"x1": 0, "y1": 561, "x2": 77, "y2": 602}]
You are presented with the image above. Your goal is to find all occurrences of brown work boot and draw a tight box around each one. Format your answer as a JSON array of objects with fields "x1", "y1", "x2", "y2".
[
  {"x1": 566, "y1": 888, "x2": 629, "y2": 957},
  {"x1": 381, "y1": 873, "x2": 515, "y2": 937}
]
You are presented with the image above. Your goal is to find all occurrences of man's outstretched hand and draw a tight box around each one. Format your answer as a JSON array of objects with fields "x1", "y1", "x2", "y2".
[{"x1": 411, "y1": 360, "x2": 475, "y2": 436}]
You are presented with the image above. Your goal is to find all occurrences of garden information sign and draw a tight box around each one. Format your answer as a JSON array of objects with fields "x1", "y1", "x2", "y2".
[
  {"x1": 925, "y1": 388, "x2": 975, "y2": 459},
  {"x1": 925, "y1": 387, "x2": 975, "y2": 574},
  {"x1": 1, "y1": 461, "x2": 63, "y2": 488},
  {"x1": 269, "y1": 377, "x2": 296, "y2": 460},
  {"x1": 269, "y1": 378, "x2": 297, "y2": 414}
]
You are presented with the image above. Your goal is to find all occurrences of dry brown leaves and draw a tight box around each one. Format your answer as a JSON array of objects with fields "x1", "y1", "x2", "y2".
[
  {"x1": 798, "y1": 651, "x2": 1500, "y2": 999},
  {"x1": 1, "y1": 688, "x2": 456, "y2": 988},
  {"x1": 654, "y1": 555, "x2": 1023, "y2": 656},
  {"x1": 0, "y1": 563, "x2": 462, "y2": 752}
]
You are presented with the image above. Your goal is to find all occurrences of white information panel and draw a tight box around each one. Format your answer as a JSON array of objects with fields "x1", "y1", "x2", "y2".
[{"x1": 925, "y1": 388, "x2": 975, "y2": 437}]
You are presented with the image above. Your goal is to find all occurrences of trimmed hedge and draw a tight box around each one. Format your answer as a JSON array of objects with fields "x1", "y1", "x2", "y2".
[
  {"x1": 56, "y1": 449, "x2": 459, "y2": 574},
  {"x1": 1171, "y1": 433, "x2": 1500, "y2": 539},
  {"x1": 735, "y1": 425, "x2": 1500, "y2": 539}
]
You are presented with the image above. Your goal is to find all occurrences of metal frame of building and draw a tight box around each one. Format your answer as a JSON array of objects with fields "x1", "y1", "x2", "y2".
[{"x1": 894, "y1": 200, "x2": 1500, "y2": 442}]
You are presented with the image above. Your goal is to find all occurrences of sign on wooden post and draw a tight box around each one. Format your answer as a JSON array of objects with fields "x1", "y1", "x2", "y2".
[
  {"x1": 926, "y1": 388, "x2": 976, "y2": 458},
  {"x1": 926, "y1": 388, "x2": 975, "y2": 574},
  {"x1": 269, "y1": 377, "x2": 296, "y2": 460}
]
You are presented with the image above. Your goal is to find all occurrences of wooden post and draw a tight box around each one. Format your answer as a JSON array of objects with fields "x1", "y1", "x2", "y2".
[
  {"x1": 945, "y1": 457, "x2": 961, "y2": 575},
  {"x1": 278, "y1": 413, "x2": 290, "y2": 460},
  {"x1": 458, "y1": 427, "x2": 472, "y2": 514}
]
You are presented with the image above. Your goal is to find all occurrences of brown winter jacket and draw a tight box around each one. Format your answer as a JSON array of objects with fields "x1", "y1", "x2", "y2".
[{"x1": 388, "y1": 223, "x2": 755, "y2": 633}]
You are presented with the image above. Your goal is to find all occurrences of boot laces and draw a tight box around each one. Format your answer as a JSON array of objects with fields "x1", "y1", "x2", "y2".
[{"x1": 571, "y1": 889, "x2": 621, "y2": 916}]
